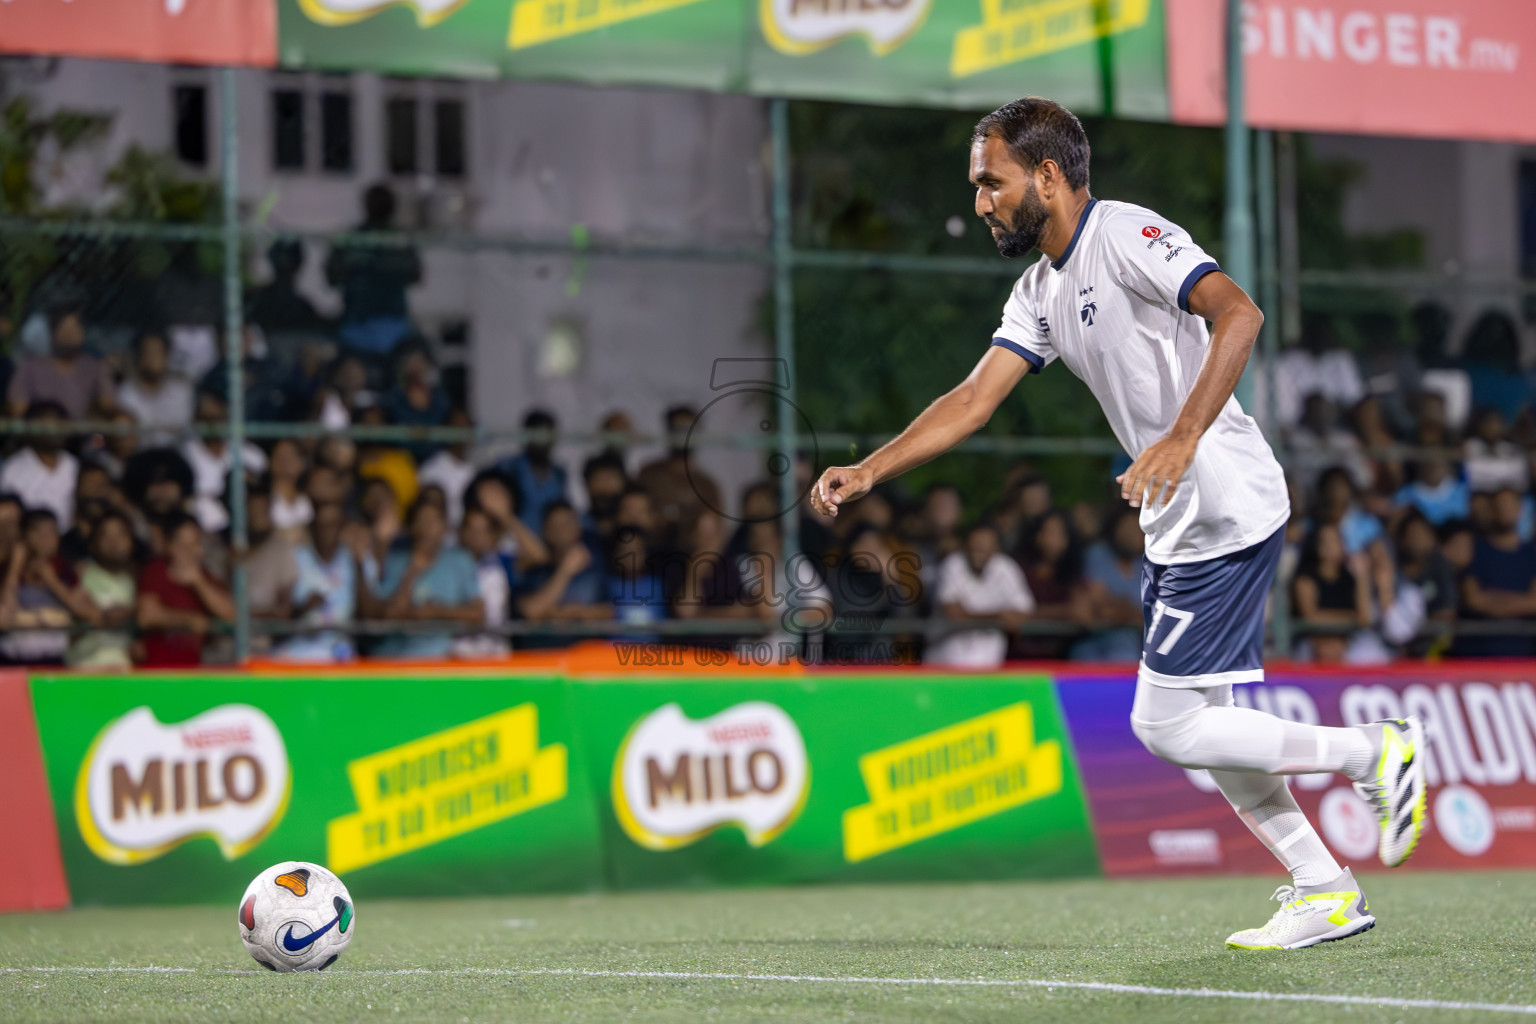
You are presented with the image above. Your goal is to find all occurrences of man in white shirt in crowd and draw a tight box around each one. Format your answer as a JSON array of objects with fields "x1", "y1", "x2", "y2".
[
  {"x1": 926, "y1": 520, "x2": 1034, "y2": 669},
  {"x1": 0, "y1": 401, "x2": 79, "y2": 529},
  {"x1": 116, "y1": 330, "x2": 193, "y2": 446}
]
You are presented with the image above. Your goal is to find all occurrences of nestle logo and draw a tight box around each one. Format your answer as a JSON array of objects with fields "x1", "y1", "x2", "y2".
[
  {"x1": 1142, "y1": 225, "x2": 1161, "y2": 238},
  {"x1": 182, "y1": 725, "x2": 254, "y2": 749},
  {"x1": 1149, "y1": 828, "x2": 1222, "y2": 864}
]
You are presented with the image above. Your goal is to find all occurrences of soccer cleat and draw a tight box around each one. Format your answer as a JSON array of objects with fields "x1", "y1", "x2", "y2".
[
  {"x1": 1225, "y1": 870, "x2": 1375, "y2": 950},
  {"x1": 1354, "y1": 717, "x2": 1427, "y2": 868}
]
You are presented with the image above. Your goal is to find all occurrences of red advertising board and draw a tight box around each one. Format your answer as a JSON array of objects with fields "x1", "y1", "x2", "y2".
[
  {"x1": 1167, "y1": 0, "x2": 1536, "y2": 142},
  {"x1": 1058, "y1": 665, "x2": 1536, "y2": 876},
  {"x1": 0, "y1": 0, "x2": 276, "y2": 67},
  {"x1": 0, "y1": 672, "x2": 69, "y2": 912}
]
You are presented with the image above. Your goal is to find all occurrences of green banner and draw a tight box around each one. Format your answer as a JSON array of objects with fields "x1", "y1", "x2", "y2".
[
  {"x1": 28, "y1": 671, "x2": 1098, "y2": 905},
  {"x1": 29, "y1": 673, "x2": 599, "y2": 905},
  {"x1": 572, "y1": 673, "x2": 1099, "y2": 888},
  {"x1": 277, "y1": 0, "x2": 1169, "y2": 117}
]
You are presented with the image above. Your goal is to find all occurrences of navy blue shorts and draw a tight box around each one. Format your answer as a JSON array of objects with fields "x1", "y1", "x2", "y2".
[{"x1": 1139, "y1": 526, "x2": 1284, "y2": 687}]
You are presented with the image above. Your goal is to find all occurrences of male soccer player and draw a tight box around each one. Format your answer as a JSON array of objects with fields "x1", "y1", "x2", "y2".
[{"x1": 810, "y1": 97, "x2": 1427, "y2": 949}]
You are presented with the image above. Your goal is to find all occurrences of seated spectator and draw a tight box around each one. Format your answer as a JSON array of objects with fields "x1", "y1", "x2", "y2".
[
  {"x1": 1393, "y1": 455, "x2": 1470, "y2": 527},
  {"x1": 326, "y1": 184, "x2": 422, "y2": 359},
  {"x1": 381, "y1": 344, "x2": 450, "y2": 461},
  {"x1": 1288, "y1": 394, "x2": 1372, "y2": 496},
  {"x1": 306, "y1": 461, "x2": 352, "y2": 513},
  {"x1": 464, "y1": 470, "x2": 548, "y2": 568},
  {"x1": 123, "y1": 448, "x2": 196, "y2": 545},
  {"x1": 453, "y1": 505, "x2": 519, "y2": 658},
  {"x1": 1391, "y1": 511, "x2": 1456, "y2": 657},
  {"x1": 495, "y1": 409, "x2": 567, "y2": 532},
  {"x1": 1463, "y1": 408, "x2": 1528, "y2": 494},
  {"x1": 1292, "y1": 523, "x2": 1371, "y2": 663},
  {"x1": 60, "y1": 462, "x2": 121, "y2": 564},
  {"x1": 1350, "y1": 395, "x2": 1403, "y2": 495},
  {"x1": 6, "y1": 304, "x2": 114, "y2": 419},
  {"x1": 1462, "y1": 310, "x2": 1527, "y2": 424},
  {"x1": 315, "y1": 354, "x2": 373, "y2": 430},
  {"x1": 241, "y1": 486, "x2": 300, "y2": 628},
  {"x1": 136, "y1": 513, "x2": 235, "y2": 667},
  {"x1": 247, "y1": 239, "x2": 330, "y2": 339},
  {"x1": 277, "y1": 501, "x2": 357, "y2": 663},
  {"x1": 1457, "y1": 488, "x2": 1536, "y2": 658},
  {"x1": 0, "y1": 401, "x2": 79, "y2": 529},
  {"x1": 1073, "y1": 508, "x2": 1144, "y2": 662},
  {"x1": 116, "y1": 330, "x2": 193, "y2": 446},
  {"x1": 181, "y1": 391, "x2": 268, "y2": 533},
  {"x1": 1315, "y1": 467, "x2": 1385, "y2": 557},
  {"x1": 1272, "y1": 328, "x2": 1365, "y2": 431},
  {"x1": 926, "y1": 521, "x2": 1034, "y2": 670},
  {"x1": 67, "y1": 511, "x2": 138, "y2": 669},
  {"x1": 636, "y1": 405, "x2": 724, "y2": 551},
  {"x1": 514, "y1": 501, "x2": 610, "y2": 639},
  {"x1": 579, "y1": 453, "x2": 628, "y2": 543},
  {"x1": 418, "y1": 407, "x2": 476, "y2": 526},
  {"x1": 832, "y1": 524, "x2": 916, "y2": 663},
  {"x1": 356, "y1": 404, "x2": 418, "y2": 513},
  {"x1": 596, "y1": 409, "x2": 635, "y2": 469},
  {"x1": 0, "y1": 510, "x2": 98, "y2": 665},
  {"x1": 673, "y1": 510, "x2": 749, "y2": 628},
  {"x1": 608, "y1": 525, "x2": 669, "y2": 640},
  {"x1": 0, "y1": 494, "x2": 23, "y2": 573},
  {"x1": 90, "y1": 409, "x2": 140, "y2": 482},
  {"x1": 1015, "y1": 509, "x2": 1091, "y2": 658},
  {"x1": 909, "y1": 484, "x2": 963, "y2": 592},
  {"x1": 265, "y1": 439, "x2": 314, "y2": 540},
  {"x1": 366, "y1": 498, "x2": 482, "y2": 660},
  {"x1": 734, "y1": 517, "x2": 834, "y2": 657}
]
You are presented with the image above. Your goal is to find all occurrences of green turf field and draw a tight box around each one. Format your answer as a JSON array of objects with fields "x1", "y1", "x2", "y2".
[{"x1": 1, "y1": 872, "x2": 1532, "y2": 1023}]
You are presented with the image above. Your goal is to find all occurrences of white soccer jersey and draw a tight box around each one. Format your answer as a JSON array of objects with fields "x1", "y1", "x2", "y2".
[{"x1": 993, "y1": 198, "x2": 1289, "y2": 565}]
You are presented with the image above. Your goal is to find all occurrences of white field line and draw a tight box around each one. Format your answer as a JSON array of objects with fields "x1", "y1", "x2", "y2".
[{"x1": 2, "y1": 964, "x2": 1534, "y2": 1016}]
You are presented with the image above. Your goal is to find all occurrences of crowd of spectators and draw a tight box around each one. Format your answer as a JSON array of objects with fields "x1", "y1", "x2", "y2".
[{"x1": 4, "y1": 192, "x2": 1536, "y2": 669}]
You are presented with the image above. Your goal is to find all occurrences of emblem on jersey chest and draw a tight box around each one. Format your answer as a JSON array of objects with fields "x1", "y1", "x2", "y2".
[{"x1": 1079, "y1": 286, "x2": 1098, "y2": 327}]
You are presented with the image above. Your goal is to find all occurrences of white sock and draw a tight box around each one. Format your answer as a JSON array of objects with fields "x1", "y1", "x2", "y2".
[
  {"x1": 1131, "y1": 679, "x2": 1376, "y2": 778},
  {"x1": 1210, "y1": 770, "x2": 1342, "y2": 888}
]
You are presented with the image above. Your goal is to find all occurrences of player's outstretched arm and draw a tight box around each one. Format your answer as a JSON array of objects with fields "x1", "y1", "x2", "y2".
[
  {"x1": 1116, "y1": 271, "x2": 1264, "y2": 508},
  {"x1": 811, "y1": 346, "x2": 1029, "y2": 518}
]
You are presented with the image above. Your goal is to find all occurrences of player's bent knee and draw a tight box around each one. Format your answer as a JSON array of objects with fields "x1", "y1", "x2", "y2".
[{"x1": 1130, "y1": 710, "x2": 1204, "y2": 768}]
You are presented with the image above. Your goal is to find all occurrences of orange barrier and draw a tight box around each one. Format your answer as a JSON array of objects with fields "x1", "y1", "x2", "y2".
[{"x1": 0, "y1": 672, "x2": 69, "y2": 912}]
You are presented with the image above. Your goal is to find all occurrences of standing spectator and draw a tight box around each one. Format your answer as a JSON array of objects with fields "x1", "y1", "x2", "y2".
[
  {"x1": 1393, "y1": 455, "x2": 1470, "y2": 527},
  {"x1": 0, "y1": 510, "x2": 98, "y2": 665},
  {"x1": 181, "y1": 391, "x2": 268, "y2": 533},
  {"x1": 1392, "y1": 512, "x2": 1457, "y2": 657},
  {"x1": 496, "y1": 409, "x2": 568, "y2": 532},
  {"x1": 247, "y1": 239, "x2": 330, "y2": 339},
  {"x1": 926, "y1": 521, "x2": 1034, "y2": 670},
  {"x1": 366, "y1": 498, "x2": 481, "y2": 660},
  {"x1": 1015, "y1": 509, "x2": 1090, "y2": 658},
  {"x1": 135, "y1": 513, "x2": 235, "y2": 667},
  {"x1": 1457, "y1": 488, "x2": 1536, "y2": 657},
  {"x1": 326, "y1": 184, "x2": 422, "y2": 360},
  {"x1": 381, "y1": 345, "x2": 450, "y2": 461},
  {"x1": 67, "y1": 511, "x2": 138, "y2": 669},
  {"x1": 266, "y1": 439, "x2": 314, "y2": 539},
  {"x1": 0, "y1": 402, "x2": 79, "y2": 529},
  {"x1": 513, "y1": 501, "x2": 609, "y2": 637},
  {"x1": 418, "y1": 407, "x2": 477, "y2": 526},
  {"x1": 1292, "y1": 523, "x2": 1372, "y2": 663},
  {"x1": 637, "y1": 405, "x2": 722, "y2": 551},
  {"x1": 6, "y1": 304, "x2": 114, "y2": 419},
  {"x1": 1288, "y1": 394, "x2": 1371, "y2": 496},
  {"x1": 1271, "y1": 328, "x2": 1366, "y2": 431},
  {"x1": 278, "y1": 502, "x2": 357, "y2": 663},
  {"x1": 596, "y1": 409, "x2": 635, "y2": 470},
  {"x1": 1461, "y1": 311, "x2": 1527, "y2": 423},
  {"x1": 116, "y1": 330, "x2": 193, "y2": 446},
  {"x1": 1074, "y1": 508, "x2": 1145, "y2": 662}
]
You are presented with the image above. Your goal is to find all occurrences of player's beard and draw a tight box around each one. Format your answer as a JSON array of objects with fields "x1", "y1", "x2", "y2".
[{"x1": 987, "y1": 180, "x2": 1049, "y2": 259}]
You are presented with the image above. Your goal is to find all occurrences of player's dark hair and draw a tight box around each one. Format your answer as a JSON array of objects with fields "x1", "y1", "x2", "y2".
[{"x1": 973, "y1": 97, "x2": 1091, "y2": 191}]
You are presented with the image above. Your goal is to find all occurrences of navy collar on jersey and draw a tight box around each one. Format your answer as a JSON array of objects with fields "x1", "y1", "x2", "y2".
[{"x1": 1050, "y1": 197, "x2": 1098, "y2": 271}]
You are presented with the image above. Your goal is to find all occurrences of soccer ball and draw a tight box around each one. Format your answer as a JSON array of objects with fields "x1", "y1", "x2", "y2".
[{"x1": 237, "y1": 861, "x2": 355, "y2": 972}]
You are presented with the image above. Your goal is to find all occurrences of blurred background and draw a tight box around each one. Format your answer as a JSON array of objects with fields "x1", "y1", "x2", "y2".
[{"x1": 0, "y1": 0, "x2": 1534, "y2": 671}]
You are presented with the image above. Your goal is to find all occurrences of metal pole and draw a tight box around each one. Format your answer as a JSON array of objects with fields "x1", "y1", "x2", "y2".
[
  {"x1": 1276, "y1": 131, "x2": 1302, "y2": 346},
  {"x1": 1255, "y1": 128, "x2": 1291, "y2": 656},
  {"x1": 222, "y1": 66, "x2": 249, "y2": 663},
  {"x1": 1225, "y1": 0, "x2": 1256, "y2": 408},
  {"x1": 770, "y1": 99, "x2": 800, "y2": 576}
]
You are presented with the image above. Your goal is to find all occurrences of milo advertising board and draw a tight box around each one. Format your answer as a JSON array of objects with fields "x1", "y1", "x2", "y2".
[
  {"x1": 29, "y1": 673, "x2": 597, "y2": 905},
  {"x1": 574, "y1": 674, "x2": 1100, "y2": 888}
]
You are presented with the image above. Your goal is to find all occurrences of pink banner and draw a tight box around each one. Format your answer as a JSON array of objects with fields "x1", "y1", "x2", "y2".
[
  {"x1": 0, "y1": 0, "x2": 275, "y2": 68},
  {"x1": 1168, "y1": 0, "x2": 1536, "y2": 141}
]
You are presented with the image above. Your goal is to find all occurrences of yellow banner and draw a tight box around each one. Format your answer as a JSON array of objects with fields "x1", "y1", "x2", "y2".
[
  {"x1": 327, "y1": 704, "x2": 567, "y2": 873},
  {"x1": 951, "y1": 0, "x2": 1151, "y2": 79},
  {"x1": 842, "y1": 703, "x2": 1061, "y2": 863},
  {"x1": 510, "y1": 0, "x2": 711, "y2": 50}
]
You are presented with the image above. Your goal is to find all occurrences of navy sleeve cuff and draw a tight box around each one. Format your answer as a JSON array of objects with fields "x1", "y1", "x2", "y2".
[
  {"x1": 1177, "y1": 261, "x2": 1221, "y2": 314},
  {"x1": 991, "y1": 337, "x2": 1045, "y2": 373}
]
